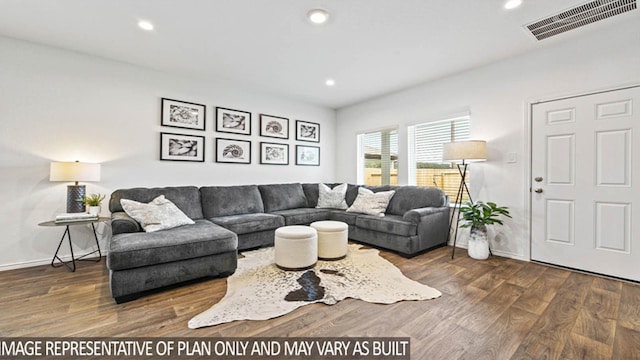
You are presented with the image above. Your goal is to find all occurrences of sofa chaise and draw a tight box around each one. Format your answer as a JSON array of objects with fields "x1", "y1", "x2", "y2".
[{"x1": 107, "y1": 183, "x2": 449, "y2": 302}]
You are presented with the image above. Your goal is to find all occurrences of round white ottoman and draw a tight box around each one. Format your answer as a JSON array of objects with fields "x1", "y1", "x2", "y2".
[
  {"x1": 274, "y1": 226, "x2": 318, "y2": 270},
  {"x1": 310, "y1": 220, "x2": 348, "y2": 260}
]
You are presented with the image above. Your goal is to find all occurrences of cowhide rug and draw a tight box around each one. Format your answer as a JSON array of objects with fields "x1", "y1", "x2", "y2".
[{"x1": 188, "y1": 244, "x2": 441, "y2": 329}]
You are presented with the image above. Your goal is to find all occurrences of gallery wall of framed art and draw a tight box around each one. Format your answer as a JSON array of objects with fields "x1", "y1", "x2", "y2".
[{"x1": 159, "y1": 97, "x2": 321, "y2": 167}]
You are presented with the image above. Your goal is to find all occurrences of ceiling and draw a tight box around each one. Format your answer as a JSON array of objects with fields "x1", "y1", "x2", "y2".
[{"x1": 0, "y1": 0, "x2": 637, "y2": 109}]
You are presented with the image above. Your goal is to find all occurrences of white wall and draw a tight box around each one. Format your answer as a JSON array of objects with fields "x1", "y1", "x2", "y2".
[
  {"x1": 335, "y1": 19, "x2": 640, "y2": 260},
  {"x1": 0, "y1": 36, "x2": 336, "y2": 269}
]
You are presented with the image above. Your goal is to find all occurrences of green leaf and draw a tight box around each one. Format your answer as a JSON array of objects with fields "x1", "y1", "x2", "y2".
[{"x1": 458, "y1": 200, "x2": 511, "y2": 228}]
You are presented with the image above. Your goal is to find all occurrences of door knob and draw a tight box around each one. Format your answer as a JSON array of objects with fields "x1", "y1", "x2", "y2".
[
  {"x1": 535, "y1": 177, "x2": 543, "y2": 182},
  {"x1": 534, "y1": 188, "x2": 543, "y2": 193}
]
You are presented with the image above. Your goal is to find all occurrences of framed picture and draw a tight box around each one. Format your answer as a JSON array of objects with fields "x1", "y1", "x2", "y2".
[
  {"x1": 216, "y1": 107, "x2": 251, "y2": 135},
  {"x1": 160, "y1": 132, "x2": 205, "y2": 162},
  {"x1": 296, "y1": 120, "x2": 320, "y2": 142},
  {"x1": 161, "y1": 98, "x2": 206, "y2": 131},
  {"x1": 259, "y1": 114, "x2": 289, "y2": 139},
  {"x1": 296, "y1": 145, "x2": 320, "y2": 166},
  {"x1": 215, "y1": 138, "x2": 251, "y2": 164},
  {"x1": 260, "y1": 142, "x2": 289, "y2": 165}
]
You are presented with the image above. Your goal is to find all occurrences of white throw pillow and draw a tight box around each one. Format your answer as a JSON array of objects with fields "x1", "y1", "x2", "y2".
[
  {"x1": 120, "y1": 195, "x2": 195, "y2": 233},
  {"x1": 346, "y1": 187, "x2": 396, "y2": 217},
  {"x1": 316, "y1": 183, "x2": 348, "y2": 210}
]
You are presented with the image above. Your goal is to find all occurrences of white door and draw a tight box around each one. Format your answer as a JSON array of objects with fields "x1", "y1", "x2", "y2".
[{"x1": 531, "y1": 86, "x2": 640, "y2": 282}]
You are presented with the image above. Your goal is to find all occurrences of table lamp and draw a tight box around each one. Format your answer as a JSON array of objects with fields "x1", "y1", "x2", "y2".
[
  {"x1": 50, "y1": 161, "x2": 101, "y2": 213},
  {"x1": 443, "y1": 140, "x2": 487, "y2": 258}
]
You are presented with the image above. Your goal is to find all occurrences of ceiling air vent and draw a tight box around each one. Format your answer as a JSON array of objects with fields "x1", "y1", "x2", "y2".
[{"x1": 525, "y1": 0, "x2": 637, "y2": 40}]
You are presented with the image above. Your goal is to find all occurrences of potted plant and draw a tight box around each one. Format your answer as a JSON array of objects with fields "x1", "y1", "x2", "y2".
[
  {"x1": 459, "y1": 201, "x2": 511, "y2": 260},
  {"x1": 82, "y1": 193, "x2": 105, "y2": 216}
]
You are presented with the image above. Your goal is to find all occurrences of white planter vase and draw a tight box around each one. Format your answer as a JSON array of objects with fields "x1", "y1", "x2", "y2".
[
  {"x1": 87, "y1": 206, "x2": 101, "y2": 216},
  {"x1": 468, "y1": 225, "x2": 489, "y2": 260}
]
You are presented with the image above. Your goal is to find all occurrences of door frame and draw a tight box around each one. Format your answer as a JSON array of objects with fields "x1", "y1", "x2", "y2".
[{"x1": 525, "y1": 82, "x2": 640, "y2": 262}]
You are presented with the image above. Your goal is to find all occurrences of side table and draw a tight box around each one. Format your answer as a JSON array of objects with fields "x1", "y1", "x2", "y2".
[{"x1": 38, "y1": 217, "x2": 110, "y2": 272}]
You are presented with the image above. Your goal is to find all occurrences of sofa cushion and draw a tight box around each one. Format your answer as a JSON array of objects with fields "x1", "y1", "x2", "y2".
[
  {"x1": 259, "y1": 183, "x2": 308, "y2": 212},
  {"x1": 345, "y1": 184, "x2": 361, "y2": 206},
  {"x1": 107, "y1": 219, "x2": 237, "y2": 270},
  {"x1": 316, "y1": 183, "x2": 348, "y2": 209},
  {"x1": 121, "y1": 195, "x2": 195, "y2": 233},
  {"x1": 200, "y1": 185, "x2": 264, "y2": 218},
  {"x1": 302, "y1": 183, "x2": 321, "y2": 208},
  {"x1": 109, "y1": 186, "x2": 203, "y2": 220},
  {"x1": 355, "y1": 214, "x2": 417, "y2": 237},
  {"x1": 386, "y1": 186, "x2": 447, "y2": 216},
  {"x1": 328, "y1": 210, "x2": 359, "y2": 226},
  {"x1": 347, "y1": 187, "x2": 396, "y2": 217},
  {"x1": 210, "y1": 213, "x2": 284, "y2": 235},
  {"x1": 271, "y1": 208, "x2": 331, "y2": 225}
]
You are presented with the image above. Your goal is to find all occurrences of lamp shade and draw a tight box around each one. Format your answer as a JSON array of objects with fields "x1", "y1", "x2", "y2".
[
  {"x1": 50, "y1": 162, "x2": 101, "y2": 182},
  {"x1": 443, "y1": 140, "x2": 487, "y2": 162}
]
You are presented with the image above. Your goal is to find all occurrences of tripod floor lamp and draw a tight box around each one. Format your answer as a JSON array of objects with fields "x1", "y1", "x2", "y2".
[{"x1": 443, "y1": 140, "x2": 487, "y2": 259}]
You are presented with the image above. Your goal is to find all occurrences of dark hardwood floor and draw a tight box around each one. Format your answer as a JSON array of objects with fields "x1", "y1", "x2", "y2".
[{"x1": 1, "y1": 245, "x2": 639, "y2": 359}]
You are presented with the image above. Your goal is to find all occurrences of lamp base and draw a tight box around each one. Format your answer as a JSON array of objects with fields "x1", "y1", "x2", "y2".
[{"x1": 67, "y1": 185, "x2": 86, "y2": 213}]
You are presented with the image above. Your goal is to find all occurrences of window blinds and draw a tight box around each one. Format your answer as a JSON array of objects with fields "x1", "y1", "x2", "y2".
[{"x1": 414, "y1": 117, "x2": 470, "y2": 164}]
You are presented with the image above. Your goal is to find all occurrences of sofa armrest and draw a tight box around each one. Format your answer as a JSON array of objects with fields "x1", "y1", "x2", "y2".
[
  {"x1": 111, "y1": 211, "x2": 141, "y2": 235},
  {"x1": 402, "y1": 207, "x2": 449, "y2": 224}
]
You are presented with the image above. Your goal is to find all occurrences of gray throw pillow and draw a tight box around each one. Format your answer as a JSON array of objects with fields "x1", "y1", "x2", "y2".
[{"x1": 120, "y1": 195, "x2": 194, "y2": 232}]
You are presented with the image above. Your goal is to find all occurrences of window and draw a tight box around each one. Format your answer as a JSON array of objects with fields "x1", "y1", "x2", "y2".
[
  {"x1": 409, "y1": 116, "x2": 470, "y2": 200},
  {"x1": 359, "y1": 128, "x2": 398, "y2": 186}
]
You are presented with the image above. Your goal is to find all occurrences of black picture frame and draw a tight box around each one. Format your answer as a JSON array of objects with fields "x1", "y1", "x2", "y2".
[
  {"x1": 215, "y1": 138, "x2": 252, "y2": 164},
  {"x1": 160, "y1": 132, "x2": 205, "y2": 162},
  {"x1": 161, "y1": 98, "x2": 206, "y2": 131},
  {"x1": 259, "y1": 114, "x2": 289, "y2": 139},
  {"x1": 216, "y1": 107, "x2": 251, "y2": 135},
  {"x1": 296, "y1": 145, "x2": 320, "y2": 166},
  {"x1": 260, "y1": 142, "x2": 289, "y2": 165},
  {"x1": 295, "y1": 120, "x2": 320, "y2": 142}
]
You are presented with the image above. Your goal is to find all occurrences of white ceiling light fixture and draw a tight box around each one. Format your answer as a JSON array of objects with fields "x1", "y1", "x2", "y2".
[
  {"x1": 137, "y1": 20, "x2": 154, "y2": 31},
  {"x1": 504, "y1": 0, "x2": 523, "y2": 10},
  {"x1": 307, "y1": 9, "x2": 330, "y2": 24},
  {"x1": 325, "y1": 78, "x2": 336, "y2": 86}
]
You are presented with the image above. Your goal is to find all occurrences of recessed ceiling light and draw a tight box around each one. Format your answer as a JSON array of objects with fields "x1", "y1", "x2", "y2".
[
  {"x1": 307, "y1": 9, "x2": 330, "y2": 24},
  {"x1": 325, "y1": 79, "x2": 336, "y2": 86},
  {"x1": 137, "y1": 20, "x2": 154, "y2": 31},
  {"x1": 504, "y1": 0, "x2": 523, "y2": 10}
]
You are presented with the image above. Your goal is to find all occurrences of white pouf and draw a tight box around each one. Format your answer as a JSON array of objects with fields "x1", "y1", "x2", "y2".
[
  {"x1": 310, "y1": 220, "x2": 348, "y2": 260},
  {"x1": 274, "y1": 226, "x2": 318, "y2": 270}
]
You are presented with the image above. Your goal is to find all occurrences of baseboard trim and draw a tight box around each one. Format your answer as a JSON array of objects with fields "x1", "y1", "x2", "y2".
[
  {"x1": 0, "y1": 249, "x2": 106, "y2": 271},
  {"x1": 448, "y1": 241, "x2": 527, "y2": 262}
]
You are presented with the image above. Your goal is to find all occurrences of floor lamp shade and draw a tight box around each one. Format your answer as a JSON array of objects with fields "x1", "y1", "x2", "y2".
[
  {"x1": 50, "y1": 162, "x2": 101, "y2": 213},
  {"x1": 443, "y1": 140, "x2": 487, "y2": 163}
]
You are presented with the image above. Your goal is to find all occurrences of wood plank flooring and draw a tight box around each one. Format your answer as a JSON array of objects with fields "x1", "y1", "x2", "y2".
[{"x1": 1, "y1": 245, "x2": 639, "y2": 359}]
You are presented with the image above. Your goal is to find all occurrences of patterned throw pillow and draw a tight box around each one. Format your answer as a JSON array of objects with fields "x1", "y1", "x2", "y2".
[
  {"x1": 316, "y1": 183, "x2": 348, "y2": 210},
  {"x1": 346, "y1": 187, "x2": 396, "y2": 217},
  {"x1": 120, "y1": 195, "x2": 195, "y2": 233}
]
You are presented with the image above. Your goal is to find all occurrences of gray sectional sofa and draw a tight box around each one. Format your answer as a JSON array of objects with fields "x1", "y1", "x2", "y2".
[{"x1": 107, "y1": 183, "x2": 449, "y2": 302}]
